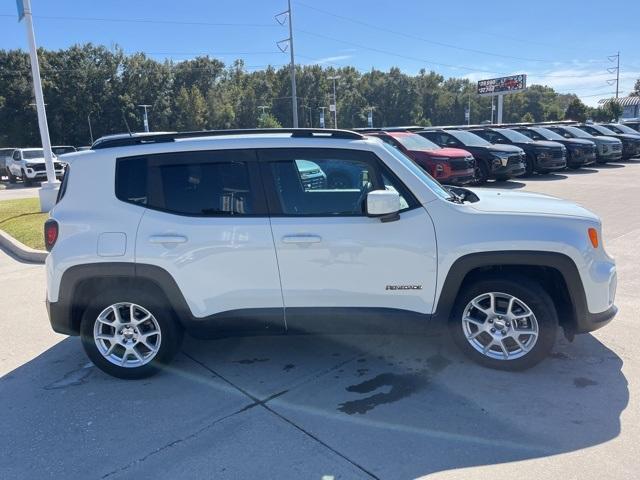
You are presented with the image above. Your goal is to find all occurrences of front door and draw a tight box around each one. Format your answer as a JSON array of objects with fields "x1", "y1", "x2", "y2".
[{"x1": 258, "y1": 147, "x2": 437, "y2": 331}]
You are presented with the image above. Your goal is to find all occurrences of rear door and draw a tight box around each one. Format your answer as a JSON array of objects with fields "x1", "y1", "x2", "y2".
[
  {"x1": 258, "y1": 147, "x2": 437, "y2": 331},
  {"x1": 132, "y1": 149, "x2": 284, "y2": 330}
]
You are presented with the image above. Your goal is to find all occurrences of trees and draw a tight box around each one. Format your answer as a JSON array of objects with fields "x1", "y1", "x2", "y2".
[
  {"x1": 631, "y1": 78, "x2": 640, "y2": 97},
  {"x1": 0, "y1": 44, "x2": 592, "y2": 147},
  {"x1": 565, "y1": 98, "x2": 588, "y2": 122}
]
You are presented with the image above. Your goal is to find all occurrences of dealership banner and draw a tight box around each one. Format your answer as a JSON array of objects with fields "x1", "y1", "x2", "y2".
[{"x1": 477, "y1": 74, "x2": 527, "y2": 96}]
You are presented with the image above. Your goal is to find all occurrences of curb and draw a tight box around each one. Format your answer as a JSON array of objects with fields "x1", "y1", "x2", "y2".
[{"x1": 0, "y1": 228, "x2": 47, "y2": 263}]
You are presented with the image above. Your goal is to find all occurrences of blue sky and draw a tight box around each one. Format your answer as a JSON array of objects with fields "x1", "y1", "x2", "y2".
[{"x1": 2, "y1": 0, "x2": 638, "y2": 106}]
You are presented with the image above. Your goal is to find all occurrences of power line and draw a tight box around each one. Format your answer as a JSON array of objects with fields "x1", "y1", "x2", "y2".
[
  {"x1": 294, "y1": 1, "x2": 554, "y2": 64},
  {"x1": 0, "y1": 13, "x2": 278, "y2": 28},
  {"x1": 295, "y1": 28, "x2": 593, "y2": 79}
]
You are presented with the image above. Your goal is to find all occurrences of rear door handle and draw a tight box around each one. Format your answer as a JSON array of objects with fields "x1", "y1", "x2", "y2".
[
  {"x1": 282, "y1": 234, "x2": 322, "y2": 244},
  {"x1": 149, "y1": 235, "x2": 188, "y2": 244}
]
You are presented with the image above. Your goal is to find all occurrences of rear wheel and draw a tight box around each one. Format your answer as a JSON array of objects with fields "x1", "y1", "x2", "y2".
[
  {"x1": 449, "y1": 275, "x2": 558, "y2": 371},
  {"x1": 80, "y1": 288, "x2": 183, "y2": 379}
]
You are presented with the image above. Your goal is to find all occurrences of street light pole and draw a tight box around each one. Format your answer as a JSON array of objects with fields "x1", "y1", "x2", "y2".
[
  {"x1": 138, "y1": 104, "x2": 152, "y2": 132},
  {"x1": 328, "y1": 75, "x2": 340, "y2": 128},
  {"x1": 19, "y1": 0, "x2": 59, "y2": 211}
]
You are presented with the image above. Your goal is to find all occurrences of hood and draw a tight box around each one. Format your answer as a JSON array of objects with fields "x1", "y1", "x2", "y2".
[
  {"x1": 410, "y1": 147, "x2": 471, "y2": 159},
  {"x1": 531, "y1": 140, "x2": 564, "y2": 149},
  {"x1": 485, "y1": 144, "x2": 524, "y2": 154},
  {"x1": 562, "y1": 138, "x2": 595, "y2": 147},
  {"x1": 23, "y1": 157, "x2": 46, "y2": 164},
  {"x1": 593, "y1": 136, "x2": 621, "y2": 145},
  {"x1": 466, "y1": 188, "x2": 598, "y2": 221}
]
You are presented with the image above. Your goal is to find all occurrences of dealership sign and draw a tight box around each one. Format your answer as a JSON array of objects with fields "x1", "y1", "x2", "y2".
[{"x1": 477, "y1": 74, "x2": 527, "y2": 96}]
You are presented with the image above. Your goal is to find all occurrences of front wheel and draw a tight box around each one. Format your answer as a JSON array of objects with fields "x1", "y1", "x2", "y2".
[
  {"x1": 7, "y1": 170, "x2": 17, "y2": 184},
  {"x1": 80, "y1": 289, "x2": 184, "y2": 379},
  {"x1": 449, "y1": 275, "x2": 558, "y2": 371},
  {"x1": 474, "y1": 160, "x2": 489, "y2": 185}
]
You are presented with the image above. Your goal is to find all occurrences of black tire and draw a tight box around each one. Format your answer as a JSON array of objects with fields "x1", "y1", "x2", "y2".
[
  {"x1": 495, "y1": 175, "x2": 510, "y2": 182},
  {"x1": 80, "y1": 288, "x2": 184, "y2": 379},
  {"x1": 22, "y1": 171, "x2": 33, "y2": 186},
  {"x1": 449, "y1": 274, "x2": 558, "y2": 371},
  {"x1": 474, "y1": 160, "x2": 489, "y2": 184},
  {"x1": 524, "y1": 154, "x2": 535, "y2": 176},
  {"x1": 7, "y1": 170, "x2": 17, "y2": 184}
]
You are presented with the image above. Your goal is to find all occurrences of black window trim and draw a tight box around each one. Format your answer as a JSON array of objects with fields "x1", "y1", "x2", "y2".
[
  {"x1": 256, "y1": 147, "x2": 420, "y2": 218},
  {"x1": 115, "y1": 148, "x2": 269, "y2": 218}
]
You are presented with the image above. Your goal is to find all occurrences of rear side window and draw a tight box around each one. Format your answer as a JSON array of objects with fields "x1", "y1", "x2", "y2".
[{"x1": 116, "y1": 150, "x2": 264, "y2": 216}]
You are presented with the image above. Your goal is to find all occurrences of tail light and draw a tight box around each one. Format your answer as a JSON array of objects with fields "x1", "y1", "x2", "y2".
[{"x1": 44, "y1": 219, "x2": 59, "y2": 251}]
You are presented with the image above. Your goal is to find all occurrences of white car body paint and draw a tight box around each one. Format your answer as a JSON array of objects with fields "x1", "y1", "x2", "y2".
[{"x1": 46, "y1": 133, "x2": 616, "y2": 324}]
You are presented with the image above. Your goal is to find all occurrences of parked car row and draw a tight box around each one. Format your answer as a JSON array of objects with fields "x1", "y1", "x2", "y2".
[
  {"x1": 354, "y1": 122, "x2": 640, "y2": 185},
  {"x1": 0, "y1": 146, "x2": 76, "y2": 185}
]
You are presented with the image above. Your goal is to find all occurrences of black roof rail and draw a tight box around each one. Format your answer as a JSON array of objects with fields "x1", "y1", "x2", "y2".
[
  {"x1": 352, "y1": 127, "x2": 382, "y2": 132},
  {"x1": 91, "y1": 128, "x2": 365, "y2": 150}
]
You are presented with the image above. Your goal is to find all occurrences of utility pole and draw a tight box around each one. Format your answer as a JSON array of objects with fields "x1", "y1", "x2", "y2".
[
  {"x1": 466, "y1": 93, "x2": 471, "y2": 125},
  {"x1": 87, "y1": 112, "x2": 94, "y2": 144},
  {"x1": 138, "y1": 104, "x2": 151, "y2": 132},
  {"x1": 319, "y1": 107, "x2": 327, "y2": 128},
  {"x1": 18, "y1": 0, "x2": 58, "y2": 212},
  {"x1": 276, "y1": 1, "x2": 298, "y2": 128},
  {"x1": 608, "y1": 52, "x2": 620, "y2": 100},
  {"x1": 328, "y1": 75, "x2": 340, "y2": 128},
  {"x1": 366, "y1": 107, "x2": 374, "y2": 128},
  {"x1": 257, "y1": 105, "x2": 269, "y2": 126}
]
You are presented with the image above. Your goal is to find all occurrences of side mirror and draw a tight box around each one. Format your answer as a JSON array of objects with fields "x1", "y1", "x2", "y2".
[{"x1": 366, "y1": 190, "x2": 401, "y2": 222}]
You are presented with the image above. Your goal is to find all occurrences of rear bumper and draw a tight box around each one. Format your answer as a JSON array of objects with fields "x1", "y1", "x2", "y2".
[{"x1": 46, "y1": 298, "x2": 77, "y2": 336}]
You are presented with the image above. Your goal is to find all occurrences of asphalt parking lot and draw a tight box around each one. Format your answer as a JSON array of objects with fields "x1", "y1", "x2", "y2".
[{"x1": 1, "y1": 161, "x2": 639, "y2": 480}]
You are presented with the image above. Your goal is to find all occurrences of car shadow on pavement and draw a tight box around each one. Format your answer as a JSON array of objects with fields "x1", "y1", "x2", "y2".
[
  {"x1": 595, "y1": 163, "x2": 626, "y2": 169},
  {"x1": 564, "y1": 167, "x2": 599, "y2": 175},
  {"x1": 0, "y1": 329, "x2": 628, "y2": 479}
]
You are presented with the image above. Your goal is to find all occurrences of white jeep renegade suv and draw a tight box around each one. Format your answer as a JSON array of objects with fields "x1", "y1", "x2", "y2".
[{"x1": 45, "y1": 129, "x2": 618, "y2": 379}]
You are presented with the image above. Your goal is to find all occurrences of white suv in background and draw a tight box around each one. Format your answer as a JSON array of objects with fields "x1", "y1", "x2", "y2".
[
  {"x1": 7, "y1": 148, "x2": 66, "y2": 185},
  {"x1": 45, "y1": 129, "x2": 617, "y2": 378}
]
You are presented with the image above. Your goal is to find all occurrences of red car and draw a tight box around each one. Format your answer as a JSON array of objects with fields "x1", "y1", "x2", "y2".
[{"x1": 367, "y1": 130, "x2": 476, "y2": 185}]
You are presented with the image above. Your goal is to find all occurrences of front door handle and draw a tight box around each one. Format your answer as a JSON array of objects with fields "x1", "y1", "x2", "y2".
[
  {"x1": 282, "y1": 234, "x2": 322, "y2": 244},
  {"x1": 149, "y1": 235, "x2": 188, "y2": 244}
]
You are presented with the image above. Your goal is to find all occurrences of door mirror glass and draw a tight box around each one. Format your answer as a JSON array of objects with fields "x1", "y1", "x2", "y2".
[{"x1": 366, "y1": 189, "x2": 400, "y2": 218}]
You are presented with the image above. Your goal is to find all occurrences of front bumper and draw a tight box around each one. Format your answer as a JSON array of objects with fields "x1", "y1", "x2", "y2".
[
  {"x1": 536, "y1": 156, "x2": 567, "y2": 171},
  {"x1": 490, "y1": 161, "x2": 526, "y2": 178},
  {"x1": 24, "y1": 168, "x2": 65, "y2": 179},
  {"x1": 574, "y1": 304, "x2": 618, "y2": 334},
  {"x1": 597, "y1": 150, "x2": 623, "y2": 163}
]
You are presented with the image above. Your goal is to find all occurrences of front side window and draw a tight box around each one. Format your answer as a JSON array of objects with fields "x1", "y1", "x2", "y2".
[
  {"x1": 116, "y1": 150, "x2": 261, "y2": 216},
  {"x1": 262, "y1": 148, "x2": 416, "y2": 216}
]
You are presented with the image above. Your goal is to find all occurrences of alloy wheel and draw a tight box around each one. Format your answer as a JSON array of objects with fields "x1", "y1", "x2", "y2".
[
  {"x1": 461, "y1": 292, "x2": 539, "y2": 361},
  {"x1": 93, "y1": 302, "x2": 162, "y2": 368}
]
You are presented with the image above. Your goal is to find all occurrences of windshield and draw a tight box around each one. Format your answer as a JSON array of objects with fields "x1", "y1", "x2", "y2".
[
  {"x1": 22, "y1": 150, "x2": 44, "y2": 159},
  {"x1": 498, "y1": 129, "x2": 533, "y2": 143},
  {"x1": 532, "y1": 127, "x2": 565, "y2": 141},
  {"x1": 52, "y1": 147, "x2": 76, "y2": 154},
  {"x1": 589, "y1": 125, "x2": 617, "y2": 135},
  {"x1": 563, "y1": 126, "x2": 594, "y2": 139},
  {"x1": 391, "y1": 133, "x2": 440, "y2": 151},
  {"x1": 448, "y1": 130, "x2": 491, "y2": 146},
  {"x1": 607, "y1": 124, "x2": 639, "y2": 135},
  {"x1": 380, "y1": 142, "x2": 453, "y2": 201}
]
